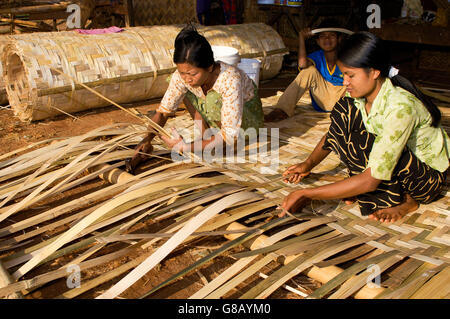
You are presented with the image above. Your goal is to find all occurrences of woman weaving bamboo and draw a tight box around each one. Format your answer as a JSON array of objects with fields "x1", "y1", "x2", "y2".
[
  {"x1": 280, "y1": 32, "x2": 450, "y2": 224},
  {"x1": 126, "y1": 25, "x2": 264, "y2": 172}
]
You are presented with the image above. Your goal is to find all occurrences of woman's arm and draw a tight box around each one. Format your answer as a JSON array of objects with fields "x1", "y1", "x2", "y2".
[
  {"x1": 283, "y1": 134, "x2": 331, "y2": 183},
  {"x1": 126, "y1": 111, "x2": 169, "y2": 172},
  {"x1": 298, "y1": 28, "x2": 313, "y2": 69}
]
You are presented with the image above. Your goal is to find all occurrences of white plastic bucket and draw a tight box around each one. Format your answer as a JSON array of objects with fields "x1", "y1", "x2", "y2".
[
  {"x1": 238, "y1": 58, "x2": 261, "y2": 87},
  {"x1": 211, "y1": 46, "x2": 240, "y2": 66},
  {"x1": 257, "y1": 0, "x2": 275, "y2": 4},
  {"x1": 286, "y1": 0, "x2": 302, "y2": 7}
]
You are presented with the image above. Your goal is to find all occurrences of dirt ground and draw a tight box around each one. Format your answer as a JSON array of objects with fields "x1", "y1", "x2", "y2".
[{"x1": 0, "y1": 69, "x2": 324, "y2": 299}]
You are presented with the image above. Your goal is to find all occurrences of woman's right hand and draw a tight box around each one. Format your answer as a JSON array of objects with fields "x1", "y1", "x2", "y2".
[
  {"x1": 125, "y1": 135, "x2": 154, "y2": 173},
  {"x1": 282, "y1": 162, "x2": 311, "y2": 183}
]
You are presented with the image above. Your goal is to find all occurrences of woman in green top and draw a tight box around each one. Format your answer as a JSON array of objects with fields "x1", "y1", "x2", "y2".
[{"x1": 280, "y1": 32, "x2": 449, "y2": 223}]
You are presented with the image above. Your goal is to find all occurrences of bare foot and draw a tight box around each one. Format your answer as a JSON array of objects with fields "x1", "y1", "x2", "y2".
[
  {"x1": 368, "y1": 193, "x2": 419, "y2": 223},
  {"x1": 264, "y1": 108, "x2": 289, "y2": 122}
]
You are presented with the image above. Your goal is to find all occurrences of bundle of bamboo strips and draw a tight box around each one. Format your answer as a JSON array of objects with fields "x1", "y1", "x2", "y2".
[
  {"x1": 2, "y1": 23, "x2": 287, "y2": 121},
  {"x1": 0, "y1": 122, "x2": 275, "y2": 298}
]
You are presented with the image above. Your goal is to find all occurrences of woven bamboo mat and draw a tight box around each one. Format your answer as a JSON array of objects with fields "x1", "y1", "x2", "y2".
[
  {"x1": 0, "y1": 92, "x2": 448, "y2": 299},
  {"x1": 133, "y1": 0, "x2": 198, "y2": 26},
  {"x1": 162, "y1": 93, "x2": 450, "y2": 299}
]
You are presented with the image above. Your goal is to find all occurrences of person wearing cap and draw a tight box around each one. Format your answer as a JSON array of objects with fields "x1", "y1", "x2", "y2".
[{"x1": 265, "y1": 19, "x2": 348, "y2": 121}]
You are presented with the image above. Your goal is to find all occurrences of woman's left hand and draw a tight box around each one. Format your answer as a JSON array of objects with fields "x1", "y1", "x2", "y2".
[
  {"x1": 160, "y1": 128, "x2": 187, "y2": 152},
  {"x1": 279, "y1": 189, "x2": 312, "y2": 217}
]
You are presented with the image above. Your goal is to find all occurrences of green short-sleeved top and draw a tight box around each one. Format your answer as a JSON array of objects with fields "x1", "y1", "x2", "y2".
[{"x1": 352, "y1": 78, "x2": 450, "y2": 180}]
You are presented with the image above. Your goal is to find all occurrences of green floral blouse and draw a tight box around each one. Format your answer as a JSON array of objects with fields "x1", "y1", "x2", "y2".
[{"x1": 352, "y1": 79, "x2": 450, "y2": 180}]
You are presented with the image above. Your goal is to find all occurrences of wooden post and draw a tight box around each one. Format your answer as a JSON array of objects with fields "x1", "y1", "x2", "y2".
[{"x1": 126, "y1": 0, "x2": 135, "y2": 27}]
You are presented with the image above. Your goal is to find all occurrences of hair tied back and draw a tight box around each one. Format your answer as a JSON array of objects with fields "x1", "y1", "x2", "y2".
[{"x1": 388, "y1": 66, "x2": 399, "y2": 78}]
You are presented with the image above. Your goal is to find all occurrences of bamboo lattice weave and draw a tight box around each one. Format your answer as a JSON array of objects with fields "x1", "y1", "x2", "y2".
[
  {"x1": 133, "y1": 0, "x2": 199, "y2": 26},
  {"x1": 0, "y1": 94, "x2": 447, "y2": 298},
  {"x1": 2, "y1": 23, "x2": 287, "y2": 121}
]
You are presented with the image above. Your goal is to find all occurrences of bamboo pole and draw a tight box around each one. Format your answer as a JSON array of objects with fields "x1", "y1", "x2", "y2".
[{"x1": 224, "y1": 222, "x2": 386, "y2": 299}]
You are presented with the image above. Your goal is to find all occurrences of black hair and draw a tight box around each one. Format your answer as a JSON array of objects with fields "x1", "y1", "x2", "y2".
[
  {"x1": 338, "y1": 31, "x2": 441, "y2": 127},
  {"x1": 173, "y1": 25, "x2": 215, "y2": 69},
  {"x1": 316, "y1": 18, "x2": 342, "y2": 30}
]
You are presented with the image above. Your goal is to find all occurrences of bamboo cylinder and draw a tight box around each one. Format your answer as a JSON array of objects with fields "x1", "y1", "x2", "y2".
[
  {"x1": 225, "y1": 222, "x2": 385, "y2": 299},
  {"x1": 2, "y1": 23, "x2": 287, "y2": 122},
  {"x1": 93, "y1": 164, "x2": 135, "y2": 184}
]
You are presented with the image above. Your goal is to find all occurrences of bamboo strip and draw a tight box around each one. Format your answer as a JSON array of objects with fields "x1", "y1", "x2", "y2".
[
  {"x1": 5, "y1": 183, "x2": 221, "y2": 262},
  {"x1": 204, "y1": 254, "x2": 276, "y2": 299},
  {"x1": 68, "y1": 201, "x2": 167, "y2": 267},
  {"x1": 222, "y1": 221, "x2": 387, "y2": 299},
  {"x1": 327, "y1": 252, "x2": 411, "y2": 299},
  {"x1": 57, "y1": 251, "x2": 153, "y2": 299},
  {"x1": 313, "y1": 244, "x2": 376, "y2": 268},
  {"x1": 193, "y1": 224, "x2": 334, "y2": 299},
  {"x1": 419, "y1": 87, "x2": 450, "y2": 103},
  {"x1": 3, "y1": 225, "x2": 122, "y2": 270},
  {"x1": 201, "y1": 236, "x2": 330, "y2": 299},
  {"x1": 410, "y1": 266, "x2": 450, "y2": 298},
  {"x1": 98, "y1": 191, "x2": 260, "y2": 299},
  {"x1": 143, "y1": 217, "x2": 292, "y2": 299},
  {"x1": 380, "y1": 258, "x2": 425, "y2": 289},
  {"x1": 231, "y1": 226, "x2": 334, "y2": 259},
  {"x1": 12, "y1": 177, "x2": 231, "y2": 279},
  {"x1": 0, "y1": 160, "x2": 124, "y2": 202},
  {"x1": 0, "y1": 244, "x2": 140, "y2": 298},
  {"x1": 0, "y1": 124, "x2": 132, "y2": 220},
  {"x1": 258, "y1": 272, "x2": 308, "y2": 297},
  {"x1": 0, "y1": 161, "x2": 183, "y2": 238},
  {"x1": 0, "y1": 261, "x2": 22, "y2": 299},
  {"x1": 4, "y1": 24, "x2": 286, "y2": 121},
  {"x1": 307, "y1": 249, "x2": 403, "y2": 299},
  {"x1": 239, "y1": 235, "x2": 377, "y2": 299}
]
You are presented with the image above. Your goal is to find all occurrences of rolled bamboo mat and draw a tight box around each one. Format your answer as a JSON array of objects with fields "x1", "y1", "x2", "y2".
[
  {"x1": 132, "y1": 0, "x2": 198, "y2": 26},
  {"x1": 2, "y1": 23, "x2": 287, "y2": 122},
  {"x1": 0, "y1": 35, "x2": 13, "y2": 105}
]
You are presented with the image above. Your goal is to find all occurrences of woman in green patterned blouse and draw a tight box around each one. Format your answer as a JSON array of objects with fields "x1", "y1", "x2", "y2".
[{"x1": 280, "y1": 32, "x2": 450, "y2": 224}]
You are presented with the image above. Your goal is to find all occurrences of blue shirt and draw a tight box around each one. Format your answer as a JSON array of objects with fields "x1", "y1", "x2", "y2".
[{"x1": 307, "y1": 50, "x2": 343, "y2": 112}]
